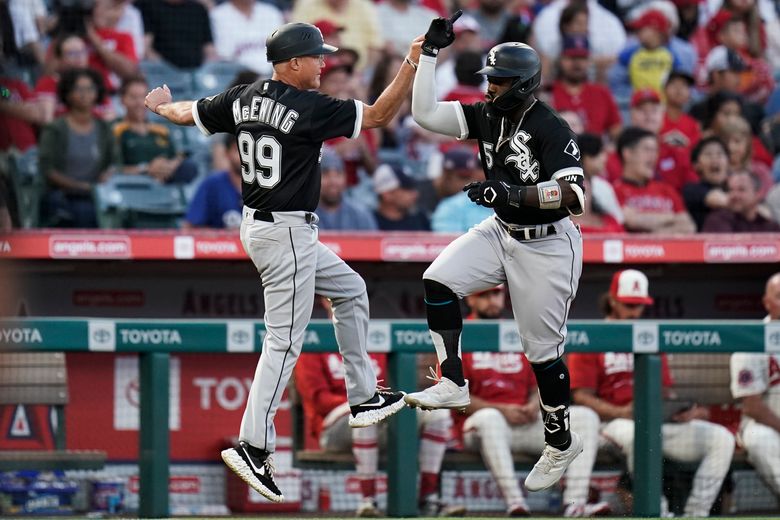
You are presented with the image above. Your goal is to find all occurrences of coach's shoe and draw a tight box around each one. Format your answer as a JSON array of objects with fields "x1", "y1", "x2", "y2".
[
  {"x1": 349, "y1": 389, "x2": 406, "y2": 428},
  {"x1": 221, "y1": 441, "x2": 283, "y2": 503},
  {"x1": 564, "y1": 501, "x2": 611, "y2": 517},
  {"x1": 524, "y1": 431, "x2": 583, "y2": 492},
  {"x1": 507, "y1": 502, "x2": 531, "y2": 517},
  {"x1": 404, "y1": 367, "x2": 470, "y2": 410},
  {"x1": 356, "y1": 498, "x2": 381, "y2": 517}
]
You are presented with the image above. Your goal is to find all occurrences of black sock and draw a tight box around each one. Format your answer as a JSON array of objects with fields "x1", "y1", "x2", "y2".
[
  {"x1": 531, "y1": 357, "x2": 572, "y2": 450},
  {"x1": 423, "y1": 278, "x2": 465, "y2": 386}
]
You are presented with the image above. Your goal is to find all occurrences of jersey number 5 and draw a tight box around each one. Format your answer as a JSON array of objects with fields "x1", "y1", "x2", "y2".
[{"x1": 238, "y1": 131, "x2": 281, "y2": 188}]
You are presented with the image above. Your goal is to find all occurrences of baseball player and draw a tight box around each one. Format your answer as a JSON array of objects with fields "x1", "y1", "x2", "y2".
[
  {"x1": 730, "y1": 272, "x2": 780, "y2": 496},
  {"x1": 295, "y1": 352, "x2": 461, "y2": 517},
  {"x1": 456, "y1": 286, "x2": 608, "y2": 517},
  {"x1": 569, "y1": 270, "x2": 735, "y2": 517},
  {"x1": 404, "y1": 12, "x2": 587, "y2": 492},
  {"x1": 145, "y1": 23, "x2": 424, "y2": 502}
]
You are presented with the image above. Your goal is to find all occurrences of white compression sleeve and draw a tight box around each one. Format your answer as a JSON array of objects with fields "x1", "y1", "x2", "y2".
[{"x1": 412, "y1": 55, "x2": 469, "y2": 139}]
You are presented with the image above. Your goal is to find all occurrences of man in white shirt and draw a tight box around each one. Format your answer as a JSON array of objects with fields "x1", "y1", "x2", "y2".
[
  {"x1": 210, "y1": 0, "x2": 285, "y2": 75},
  {"x1": 377, "y1": 0, "x2": 439, "y2": 57},
  {"x1": 730, "y1": 272, "x2": 780, "y2": 496}
]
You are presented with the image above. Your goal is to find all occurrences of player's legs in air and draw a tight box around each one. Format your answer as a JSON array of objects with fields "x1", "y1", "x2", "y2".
[
  {"x1": 502, "y1": 218, "x2": 584, "y2": 491},
  {"x1": 405, "y1": 218, "x2": 505, "y2": 410},
  {"x1": 313, "y1": 241, "x2": 406, "y2": 427}
]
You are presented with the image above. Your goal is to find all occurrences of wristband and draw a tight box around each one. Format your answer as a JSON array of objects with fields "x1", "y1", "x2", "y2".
[
  {"x1": 537, "y1": 180, "x2": 562, "y2": 209},
  {"x1": 509, "y1": 186, "x2": 525, "y2": 208},
  {"x1": 404, "y1": 56, "x2": 418, "y2": 71}
]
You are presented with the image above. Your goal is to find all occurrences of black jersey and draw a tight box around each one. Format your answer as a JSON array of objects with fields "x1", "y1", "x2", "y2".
[
  {"x1": 193, "y1": 80, "x2": 362, "y2": 212},
  {"x1": 461, "y1": 100, "x2": 585, "y2": 225}
]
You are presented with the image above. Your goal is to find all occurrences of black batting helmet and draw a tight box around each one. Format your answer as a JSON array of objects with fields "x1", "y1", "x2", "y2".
[
  {"x1": 266, "y1": 23, "x2": 338, "y2": 63},
  {"x1": 477, "y1": 42, "x2": 541, "y2": 112}
]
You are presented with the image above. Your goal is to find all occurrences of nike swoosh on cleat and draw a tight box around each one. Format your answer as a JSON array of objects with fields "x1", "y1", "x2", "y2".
[{"x1": 359, "y1": 395, "x2": 385, "y2": 408}]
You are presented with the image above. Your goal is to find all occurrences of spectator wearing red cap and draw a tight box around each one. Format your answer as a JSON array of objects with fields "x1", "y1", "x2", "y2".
[
  {"x1": 615, "y1": 9, "x2": 684, "y2": 96},
  {"x1": 210, "y1": 0, "x2": 284, "y2": 76},
  {"x1": 550, "y1": 35, "x2": 622, "y2": 140},
  {"x1": 660, "y1": 70, "x2": 701, "y2": 156},
  {"x1": 605, "y1": 89, "x2": 699, "y2": 193},
  {"x1": 612, "y1": 127, "x2": 696, "y2": 234}
]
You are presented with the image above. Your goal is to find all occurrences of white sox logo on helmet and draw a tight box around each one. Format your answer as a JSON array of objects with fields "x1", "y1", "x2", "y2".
[{"x1": 488, "y1": 48, "x2": 497, "y2": 66}]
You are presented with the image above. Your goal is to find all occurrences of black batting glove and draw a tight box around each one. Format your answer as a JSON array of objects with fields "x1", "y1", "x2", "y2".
[
  {"x1": 463, "y1": 180, "x2": 523, "y2": 208},
  {"x1": 422, "y1": 10, "x2": 462, "y2": 57}
]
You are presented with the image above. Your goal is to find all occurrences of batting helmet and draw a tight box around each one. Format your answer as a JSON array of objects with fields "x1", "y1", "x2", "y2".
[
  {"x1": 266, "y1": 23, "x2": 338, "y2": 63},
  {"x1": 477, "y1": 42, "x2": 541, "y2": 112}
]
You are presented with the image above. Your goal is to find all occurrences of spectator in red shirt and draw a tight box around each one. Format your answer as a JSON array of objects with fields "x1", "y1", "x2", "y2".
[
  {"x1": 683, "y1": 136, "x2": 731, "y2": 231},
  {"x1": 457, "y1": 286, "x2": 608, "y2": 517},
  {"x1": 0, "y1": 76, "x2": 45, "y2": 153},
  {"x1": 572, "y1": 133, "x2": 625, "y2": 234},
  {"x1": 660, "y1": 70, "x2": 701, "y2": 154},
  {"x1": 702, "y1": 170, "x2": 780, "y2": 232},
  {"x1": 569, "y1": 269, "x2": 735, "y2": 518},
  {"x1": 84, "y1": 0, "x2": 139, "y2": 92},
  {"x1": 613, "y1": 127, "x2": 696, "y2": 234},
  {"x1": 295, "y1": 352, "x2": 459, "y2": 517},
  {"x1": 606, "y1": 88, "x2": 698, "y2": 193},
  {"x1": 551, "y1": 35, "x2": 622, "y2": 140}
]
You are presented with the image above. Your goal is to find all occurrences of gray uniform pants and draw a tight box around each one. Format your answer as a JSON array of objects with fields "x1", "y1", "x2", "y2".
[
  {"x1": 424, "y1": 215, "x2": 583, "y2": 363},
  {"x1": 238, "y1": 207, "x2": 377, "y2": 453}
]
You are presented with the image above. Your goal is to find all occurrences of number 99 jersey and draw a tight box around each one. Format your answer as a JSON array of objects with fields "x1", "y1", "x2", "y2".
[{"x1": 193, "y1": 79, "x2": 363, "y2": 212}]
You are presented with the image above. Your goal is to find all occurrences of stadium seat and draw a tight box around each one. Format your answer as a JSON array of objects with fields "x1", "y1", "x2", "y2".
[
  {"x1": 7, "y1": 147, "x2": 43, "y2": 229},
  {"x1": 93, "y1": 174, "x2": 186, "y2": 229},
  {"x1": 139, "y1": 60, "x2": 194, "y2": 101},
  {"x1": 192, "y1": 61, "x2": 246, "y2": 99}
]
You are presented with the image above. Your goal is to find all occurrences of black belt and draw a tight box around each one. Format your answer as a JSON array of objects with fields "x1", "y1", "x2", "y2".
[
  {"x1": 253, "y1": 211, "x2": 315, "y2": 224},
  {"x1": 497, "y1": 219, "x2": 556, "y2": 241}
]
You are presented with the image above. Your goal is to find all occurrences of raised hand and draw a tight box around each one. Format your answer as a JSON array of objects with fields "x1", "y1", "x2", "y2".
[
  {"x1": 422, "y1": 10, "x2": 463, "y2": 57},
  {"x1": 145, "y1": 84, "x2": 172, "y2": 114}
]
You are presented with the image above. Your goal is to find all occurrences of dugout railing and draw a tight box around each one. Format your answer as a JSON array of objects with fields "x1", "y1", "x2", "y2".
[{"x1": 1, "y1": 318, "x2": 778, "y2": 517}]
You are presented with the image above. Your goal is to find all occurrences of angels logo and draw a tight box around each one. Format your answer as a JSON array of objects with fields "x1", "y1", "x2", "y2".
[
  {"x1": 505, "y1": 130, "x2": 539, "y2": 182},
  {"x1": 488, "y1": 48, "x2": 497, "y2": 66}
]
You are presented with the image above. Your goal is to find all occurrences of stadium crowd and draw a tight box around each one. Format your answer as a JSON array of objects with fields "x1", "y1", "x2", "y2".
[{"x1": 2, "y1": 0, "x2": 780, "y2": 233}]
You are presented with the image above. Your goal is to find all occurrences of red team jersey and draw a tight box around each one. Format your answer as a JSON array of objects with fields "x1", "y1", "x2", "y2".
[
  {"x1": 295, "y1": 353, "x2": 384, "y2": 446},
  {"x1": 456, "y1": 352, "x2": 537, "y2": 440},
  {"x1": 568, "y1": 352, "x2": 673, "y2": 406},
  {"x1": 613, "y1": 178, "x2": 687, "y2": 215},
  {"x1": 0, "y1": 78, "x2": 37, "y2": 152},
  {"x1": 605, "y1": 147, "x2": 697, "y2": 193},
  {"x1": 550, "y1": 81, "x2": 622, "y2": 136},
  {"x1": 660, "y1": 112, "x2": 701, "y2": 153}
]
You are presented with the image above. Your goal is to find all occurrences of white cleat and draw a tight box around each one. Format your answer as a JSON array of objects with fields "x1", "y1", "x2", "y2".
[
  {"x1": 564, "y1": 501, "x2": 611, "y2": 517},
  {"x1": 404, "y1": 368, "x2": 470, "y2": 410},
  {"x1": 524, "y1": 431, "x2": 584, "y2": 492}
]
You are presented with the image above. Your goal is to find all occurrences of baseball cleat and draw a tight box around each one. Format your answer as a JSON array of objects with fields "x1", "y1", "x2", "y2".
[
  {"x1": 507, "y1": 503, "x2": 531, "y2": 517},
  {"x1": 221, "y1": 441, "x2": 283, "y2": 503},
  {"x1": 564, "y1": 501, "x2": 611, "y2": 517},
  {"x1": 356, "y1": 498, "x2": 381, "y2": 517},
  {"x1": 349, "y1": 389, "x2": 406, "y2": 428},
  {"x1": 404, "y1": 369, "x2": 470, "y2": 410},
  {"x1": 524, "y1": 431, "x2": 583, "y2": 492}
]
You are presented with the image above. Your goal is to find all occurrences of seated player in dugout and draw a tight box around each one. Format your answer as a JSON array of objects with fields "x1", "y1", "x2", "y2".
[
  {"x1": 568, "y1": 270, "x2": 735, "y2": 517},
  {"x1": 404, "y1": 11, "x2": 587, "y2": 496},
  {"x1": 456, "y1": 285, "x2": 609, "y2": 517}
]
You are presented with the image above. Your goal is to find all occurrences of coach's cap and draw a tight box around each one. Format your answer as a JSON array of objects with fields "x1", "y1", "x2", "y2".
[
  {"x1": 320, "y1": 147, "x2": 344, "y2": 172},
  {"x1": 374, "y1": 163, "x2": 416, "y2": 193},
  {"x1": 266, "y1": 22, "x2": 338, "y2": 63},
  {"x1": 610, "y1": 270, "x2": 654, "y2": 305},
  {"x1": 630, "y1": 87, "x2": 661, "y2": 108},
  {"x1": 562, "y1": 35, "x2": 589, "y2": 58},
  {"x1": 705, "y1": 45, "x2": 749, "y2": 74},
  {"x1": 443, "y1": 147, "x2": 479, "y2": 173}
]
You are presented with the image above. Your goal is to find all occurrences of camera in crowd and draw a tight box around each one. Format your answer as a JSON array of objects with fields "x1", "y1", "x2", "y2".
[{"x1": 53, "y1": 0, "x2": 96, "y2": 36}]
